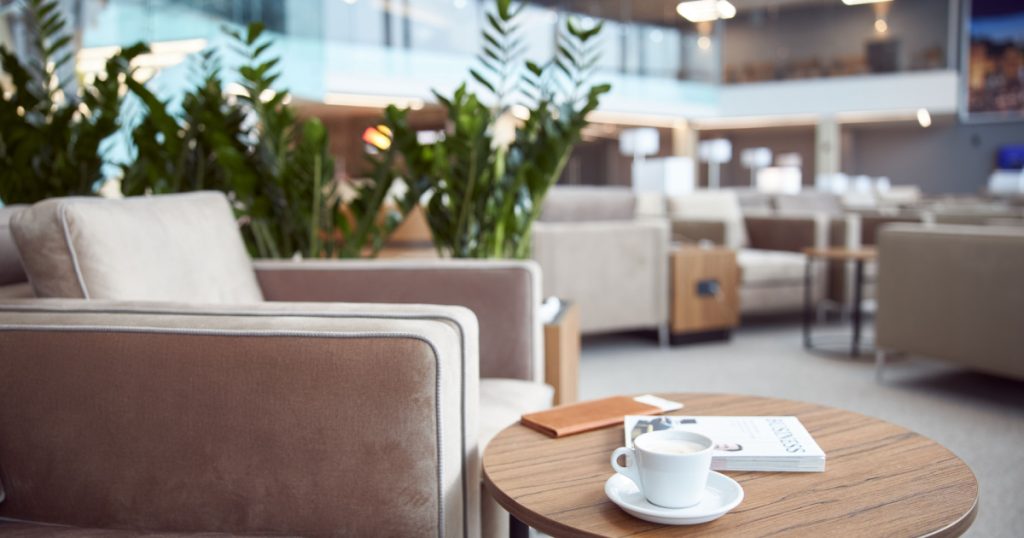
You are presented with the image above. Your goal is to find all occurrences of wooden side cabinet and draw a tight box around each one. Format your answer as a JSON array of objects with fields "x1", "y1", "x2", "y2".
[
  {"x1": 543, "y1": 301, "x2": 580, "y2": 406},
  {"x1": 670, "y1": 246, "x2": 740, "y2": 341}
]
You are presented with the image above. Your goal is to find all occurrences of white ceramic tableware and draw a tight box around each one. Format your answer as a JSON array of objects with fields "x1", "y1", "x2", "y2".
[
  {"x1": 604, "y1": 471, "x2": 744, "y2": 525},
  {"x1": 610, "y1": 430, "x2": 714, "y2": 508}
]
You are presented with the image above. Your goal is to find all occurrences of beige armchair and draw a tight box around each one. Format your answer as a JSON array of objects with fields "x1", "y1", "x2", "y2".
[
  {"x1": 875, "y1": 224, "x2": 1024, "y2": 382},
  {"x1": 666, "y1": 189, "x2": 826, "y2": 316},
  {"x1": 3, "y1": 192, "x2": 553, "y2": 537},
  {"x1": 531, "y1": 186, "x2": 670, "y2": 343}
]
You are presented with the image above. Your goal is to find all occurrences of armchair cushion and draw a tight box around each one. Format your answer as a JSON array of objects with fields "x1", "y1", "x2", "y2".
[
  {"x1": 539, "y1": 186, "x2": 636, "y2": 222},
  {"x1": 478, "y1": 379, "x2": 553, "y2": 449},
  {"x1": 10, "y1": 192, "x2": 263, "y2": 303}
]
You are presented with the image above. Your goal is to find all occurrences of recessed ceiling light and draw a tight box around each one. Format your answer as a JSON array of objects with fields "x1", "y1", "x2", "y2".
[
  {"x1": 874, "y1": 18, "x2": 888, "y2": 33},
  {"x1": 676, "y1": 1, "x2": 736, "y2": 23},
  {"x1": 842, "y1": 0, "x2": 893, "y2": 5},
  {"x1": 697, "y1": 36, "x2": 711, "y2": 50}
]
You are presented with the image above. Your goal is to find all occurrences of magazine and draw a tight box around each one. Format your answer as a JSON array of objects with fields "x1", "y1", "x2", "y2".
[{"x1": 624, "y1": 415, "x2": 826, "y2": 472}]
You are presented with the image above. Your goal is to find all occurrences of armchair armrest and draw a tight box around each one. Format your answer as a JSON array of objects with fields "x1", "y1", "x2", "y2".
[
  {"x1": 253, "y1": 259, "x2": 542, "y2": 383},
  {"x1": 670, "y1": 218, "x2": 727, "y2": 245},
  {"x1": 0, "y1": 299, "x2": 479, "y2": 537}
]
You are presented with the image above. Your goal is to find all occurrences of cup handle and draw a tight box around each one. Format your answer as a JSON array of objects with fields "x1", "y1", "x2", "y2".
[{"x1": 611, "y1": 446, "x2": 641, "y2": 486}]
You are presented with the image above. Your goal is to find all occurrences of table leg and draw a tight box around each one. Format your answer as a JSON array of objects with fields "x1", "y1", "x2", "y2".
[
  {"x1": 851, "y1": 260, "x2": 864, "y2": 357},
  {"x1": 803, "y1": 255, "x2": 813, "y2": 349},
  {"x1": 510, "y1": 515, "x2": 530, "y2": 538}
]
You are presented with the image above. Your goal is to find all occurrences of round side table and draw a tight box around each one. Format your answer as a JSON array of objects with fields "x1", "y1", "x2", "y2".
[
  {"x1": 483, "y1": 393, "x2": 977, "y2": 537},
  {"x1": 802, "y1": 246, "x2": 879, "y2": 357}
]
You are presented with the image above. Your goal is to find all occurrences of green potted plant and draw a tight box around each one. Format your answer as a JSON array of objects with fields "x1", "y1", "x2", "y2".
[
  {"x1": 0, "y1": 0, "x2": 146, "y2": 205},
  {"x1": 123, "y1": 23, "x2": 398, "y2": 259},
  {"x1": 376, "y1": 0, "x2": 610, "y2": 258}
]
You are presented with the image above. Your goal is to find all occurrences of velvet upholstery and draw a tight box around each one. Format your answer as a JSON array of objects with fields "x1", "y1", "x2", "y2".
[
  {"x1": 876, "y1": 225, "x2": 1024, "y2": 380},
  {"x1": 10, "y1": 193, "x2": 263, "y2": 303},
  {"x1": 0, "y1": 206, "x2": 26, "y2": 287},
  {"x1": 532, "y1": 220, "x2": 669, "y2": 334},
  {"x1": 0, "y1": 300, "x2": 477, "y2": 537},
  {"x1": 254, "y1": 259, "x2": 542, "y2": 383}
]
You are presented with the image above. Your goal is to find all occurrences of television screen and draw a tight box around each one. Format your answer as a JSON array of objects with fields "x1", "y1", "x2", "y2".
[{"x1": 966, "y1": 0, "x2": 1024, "y2": 119}]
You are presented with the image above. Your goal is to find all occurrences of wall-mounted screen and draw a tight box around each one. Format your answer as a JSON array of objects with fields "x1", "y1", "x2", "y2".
[{"x1": 965, "y1": 0, "x2": 1024, "y2": 120}]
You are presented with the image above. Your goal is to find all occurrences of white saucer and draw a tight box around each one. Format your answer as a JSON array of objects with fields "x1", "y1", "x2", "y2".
[{"x1": 604, "y1": 471, "x2": 744, "y2": 525}]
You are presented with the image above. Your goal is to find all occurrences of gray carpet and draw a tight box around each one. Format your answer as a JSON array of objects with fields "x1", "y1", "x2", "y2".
[{"x1": 578, "y1": 322, "x2": 1024, "y2": 538}]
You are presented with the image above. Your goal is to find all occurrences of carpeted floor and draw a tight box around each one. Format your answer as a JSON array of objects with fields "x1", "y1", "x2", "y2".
[{"x1": 578, "y1": 322, "x2": 1024, "y2": 538}]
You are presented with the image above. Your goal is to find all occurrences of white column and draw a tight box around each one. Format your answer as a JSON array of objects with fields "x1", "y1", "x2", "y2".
[{"x1": 815, "y1": 117, "x2": 841, "y2": 188}]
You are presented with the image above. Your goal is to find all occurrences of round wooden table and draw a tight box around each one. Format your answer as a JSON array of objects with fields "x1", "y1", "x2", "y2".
[{"x1": 482, "y1": 393, "x2": 978, "y2": 537}]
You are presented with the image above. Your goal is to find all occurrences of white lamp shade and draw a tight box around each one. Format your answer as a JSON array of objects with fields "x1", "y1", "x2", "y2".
[
  {"x1": 740, "y1": 147, "x2": 773, "y2": 168},
  {"x1": 619, "y1": 128, "x2": 661, "y2": 157},
  {"x1": 775, "y1": 152, "x2": 802, "y2": 167},
  {"x1": 699, "y1": 138, "x2": 733, "y2": 164},
  {"x1": 633, "y1": 156, "x2": 695, "y2": 195},
  {"x1": 756, "y1": 167, "x2": 802, "y2": 194}
]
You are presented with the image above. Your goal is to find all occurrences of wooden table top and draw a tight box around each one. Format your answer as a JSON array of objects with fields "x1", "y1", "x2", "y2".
[
  {"x1": 482, "y1": 393, "x2": 977, "y2": 538},
  {"x1": 802, "y1": 246, "x2": 879, "y2": 261}
]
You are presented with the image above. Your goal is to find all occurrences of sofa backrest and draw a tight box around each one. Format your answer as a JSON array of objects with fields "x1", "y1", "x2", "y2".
[
  {"x1": 667, "y1": 189, "x2": 748, "y2": 249},
  {"x1": 0, "y1": 205, "x2": 27, "y2": 287},
  {"x1": 774, "y1": 191, "x2": 844, "y2": 217},
  {"x1": 10, "y1": 192, "x2": 263, "y2": 303},
  {"x1": 539, "y1": 186, "x2": 637, "y2": 222}
]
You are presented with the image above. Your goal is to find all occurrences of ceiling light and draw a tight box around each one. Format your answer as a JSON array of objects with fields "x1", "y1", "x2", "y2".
[
  {"x1": 916, "y1": 108, "x2": 932, "y2": 128},
  {"x1": 697, "y1": 36, "x2": 711, "y2": 50},
  {"x1": 676, "y1": 1, "x2": 736, "y2": 23},
  {"x1": 841, "y1": 0, "x2": 893, "y2": 5}
]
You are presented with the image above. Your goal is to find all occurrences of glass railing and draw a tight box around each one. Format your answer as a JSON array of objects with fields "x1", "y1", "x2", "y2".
[{"x1": 80, "y1": 0, "x2": 721, "y2": 84}]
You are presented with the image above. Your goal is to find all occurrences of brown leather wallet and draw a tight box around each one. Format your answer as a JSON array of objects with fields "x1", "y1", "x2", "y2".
[{"x1": 521, "y1": 396, "x2": 666, "y2": 438}]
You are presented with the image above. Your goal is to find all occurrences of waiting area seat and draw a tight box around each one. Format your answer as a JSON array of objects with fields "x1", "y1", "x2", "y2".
[
  {"x1": 531, "y1": 186, "x2": 670, "y2": 340},
  {"x1": 1, "y1": 192, "x2": 554, "y2": 537},
  {"x1": 876, "y1": 224, "x2": 1024, "y2": 381},
  {"x1": 665, "y1": 189, "x2": 826, "y2": 316}
]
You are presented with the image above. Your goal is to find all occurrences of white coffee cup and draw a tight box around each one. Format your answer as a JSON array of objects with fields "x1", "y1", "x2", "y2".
[{"x1": 610, "y1": 430, "x2": 714, "y2": 508}]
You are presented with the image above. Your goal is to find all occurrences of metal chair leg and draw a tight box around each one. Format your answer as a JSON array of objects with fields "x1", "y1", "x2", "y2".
[
  {"x1": 658, "y1": 322, "x2": 670, "y2": 348},
  {"x1": 875, "y1": 349, "x2": 888, "y2": 383}
]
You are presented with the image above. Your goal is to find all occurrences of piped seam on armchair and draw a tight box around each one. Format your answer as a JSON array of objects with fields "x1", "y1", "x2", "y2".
[
  {"x1": 0, "y1": 325, "x2": 451, "y2": 538},
  {"x1": 57, "y1": 202, "x2": 92, "y2": 299}
]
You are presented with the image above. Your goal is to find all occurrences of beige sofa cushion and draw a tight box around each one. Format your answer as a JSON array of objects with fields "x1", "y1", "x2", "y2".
[
  {"x1": 10, "y1": 192, "x2": 263, "y2": 303},
  {"x1": 478, "y1": 378, "x2": 553, "y2": 449},
  {"x1": 668, "y1": 190, "x2": 748, "y2": 250},
  {"x1": 0, "y1": 205, "x2": 27, "y2": 286},
  {"x1": 540, "y1": 186, "x2": 637, "y2": 222},
  {"x1": 774, "y1": 192, "x2": 843, "y2": 217},
  {"x1": 737, "y1": 249, "x2": 808, "y2": 285}
]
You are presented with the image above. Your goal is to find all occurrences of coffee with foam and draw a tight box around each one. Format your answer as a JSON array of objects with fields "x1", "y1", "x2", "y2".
[{"x1": 641, "y1": 438, "x2": 707, "y2": 455}]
